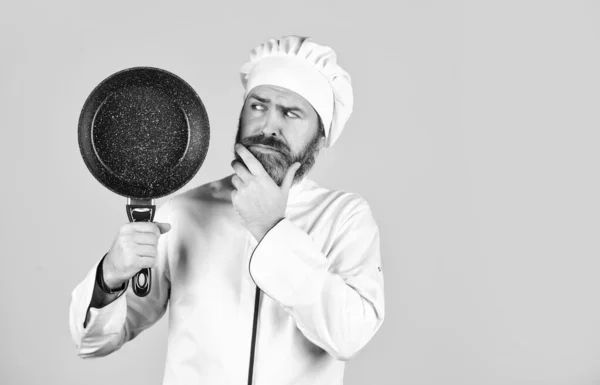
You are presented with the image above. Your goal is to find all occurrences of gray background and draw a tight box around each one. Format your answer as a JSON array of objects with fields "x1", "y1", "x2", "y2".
[{"x1": 1, "y1": 0, "x2": 599, "y2": 384}]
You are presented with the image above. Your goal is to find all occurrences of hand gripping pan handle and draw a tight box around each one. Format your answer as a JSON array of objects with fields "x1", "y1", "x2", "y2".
[{"x1": 127, "y1": 198, "x2": 156, "y2": 297}]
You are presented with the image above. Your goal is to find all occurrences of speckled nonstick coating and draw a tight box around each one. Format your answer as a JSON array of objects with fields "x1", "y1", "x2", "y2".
[{"x1": 78, "y1": 67, "x2": 210, "y2": 200}]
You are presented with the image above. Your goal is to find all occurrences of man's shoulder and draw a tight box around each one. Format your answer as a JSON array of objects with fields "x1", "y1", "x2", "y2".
[
  {"x1": 301, "y1": 179, "x2": 378, "y2": 234},
  {"x1": 302, "y1": 179, "x2": 372, "y2": 217},
  {"x1": 156, "y1": 175, "x2": 233, "y2": 216},
  {"x1": 180, "y1": 175, "x2": 234, "y2": 202}
]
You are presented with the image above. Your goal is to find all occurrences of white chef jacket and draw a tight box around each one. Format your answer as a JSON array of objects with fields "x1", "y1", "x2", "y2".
[{"x1": 69, "y1": 175, "x2": 385, "y2": 385}]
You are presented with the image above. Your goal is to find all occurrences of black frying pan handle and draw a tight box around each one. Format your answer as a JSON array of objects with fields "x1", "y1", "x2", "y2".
[{"x1": 127, "y1": 204, "x2": 156, "y2": 297}]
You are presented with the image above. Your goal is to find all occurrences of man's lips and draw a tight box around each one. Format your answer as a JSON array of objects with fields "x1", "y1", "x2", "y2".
[{"x1": 250, "y1": 144, "x2": 283, "y2": 154}]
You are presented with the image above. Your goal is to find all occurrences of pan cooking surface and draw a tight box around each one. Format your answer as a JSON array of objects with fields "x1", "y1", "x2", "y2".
[
  {"x1": 92, "y1": 85, "x2": 189, "y2": 185},
  {"x1": 79, "y1": 67, "x2": 210, "y2": 199}
]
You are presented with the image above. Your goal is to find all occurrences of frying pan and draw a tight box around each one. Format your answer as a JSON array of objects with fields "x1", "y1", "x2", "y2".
[{"x1": 78, "y1": 67, "x2": 210, "y2": 297}]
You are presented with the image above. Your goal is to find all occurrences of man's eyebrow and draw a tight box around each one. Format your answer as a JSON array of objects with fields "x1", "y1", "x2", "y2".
[
  {"x1": 249, "y1": 94, "x2": 270, "y2": 104},
  {"x1": 283, "y1": 105, "x2": 306, "y2": 114},
  {"x1": 248, "y1": 94, "x2": 306, "y2": 115}
]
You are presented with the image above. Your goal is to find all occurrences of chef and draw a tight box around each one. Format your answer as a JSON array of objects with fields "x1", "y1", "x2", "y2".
[{"x1": 69, "y1": 35, "x2": 385, "y2": 385}]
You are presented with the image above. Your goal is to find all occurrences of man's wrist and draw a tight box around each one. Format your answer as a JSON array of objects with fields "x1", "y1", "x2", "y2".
[
  {"x1": 96, "y1": 255, "x2": 128, "y2": 294},
  {"x1": 249, "y1": 217, "x2": 285, "y2": 242}
]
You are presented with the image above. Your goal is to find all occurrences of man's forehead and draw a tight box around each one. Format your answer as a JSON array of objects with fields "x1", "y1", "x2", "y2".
[{"x1": 248, "y1": 85, "x2": 312, "y2": 108}]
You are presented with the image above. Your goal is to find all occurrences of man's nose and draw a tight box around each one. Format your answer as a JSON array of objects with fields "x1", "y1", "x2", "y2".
[{"x1": 260, "y1": 110, "x2": 282, "y2": 137}]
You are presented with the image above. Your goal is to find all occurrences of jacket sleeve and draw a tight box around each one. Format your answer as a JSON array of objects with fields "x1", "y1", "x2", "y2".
[
  {"x1": 248, "y1": 199, "x2": 385, "y2": 361},
  {"x1": 68, "y1": 204, "x2": 172, "y2": 358}
]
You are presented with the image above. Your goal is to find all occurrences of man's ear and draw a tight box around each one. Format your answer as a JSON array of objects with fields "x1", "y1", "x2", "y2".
[{"x1": 317, "y1": 135, "x2": 327, "y2": 151}]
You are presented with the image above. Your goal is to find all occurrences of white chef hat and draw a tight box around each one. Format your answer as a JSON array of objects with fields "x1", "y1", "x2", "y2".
[{"x1": 240, "y1": 36, "x2": 353, "y2": 148}]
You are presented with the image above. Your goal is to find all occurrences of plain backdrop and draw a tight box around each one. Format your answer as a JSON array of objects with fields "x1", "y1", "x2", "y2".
[{"x1": 1, "y1": 1, "x2": 599, "y2": 384}]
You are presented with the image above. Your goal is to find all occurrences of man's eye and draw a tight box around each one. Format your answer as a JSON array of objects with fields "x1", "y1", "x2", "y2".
[
  {"x1": 285, "y1": 110, "x2": 299, "y2": 118},
  {"x1": 252, "y1": 104, "x2": 265, "y2": 111}
]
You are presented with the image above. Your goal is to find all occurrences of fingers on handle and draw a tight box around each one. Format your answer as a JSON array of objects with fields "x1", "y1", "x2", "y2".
[
  {"x1": 137, "y1": 256, "x2": 157, "y2": 269},
  {"x1": 136, "y1": 245, "x2": 158, "y2": 258},
  {"x1": 133, "y1": 232, "x2": 159, "y2": 246},
  {"x1": 128, "y1": 222, "x2": 160, "y2": 235},
  {"x1": 128, "y1": 222, "x2": 171, "y2": 235},
  {"x1": 156, "y1": 222, "x2": 171, "y2": 234}
]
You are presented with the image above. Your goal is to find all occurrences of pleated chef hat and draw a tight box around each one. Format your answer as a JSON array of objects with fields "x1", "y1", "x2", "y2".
[{"x1": 240, "y1": 36, "x2": 353, "y2": 148}]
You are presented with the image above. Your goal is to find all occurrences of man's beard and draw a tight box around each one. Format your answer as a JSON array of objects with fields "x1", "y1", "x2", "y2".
[{"x1": 234, "y1": 117, "x2": 323, "y2": 186}]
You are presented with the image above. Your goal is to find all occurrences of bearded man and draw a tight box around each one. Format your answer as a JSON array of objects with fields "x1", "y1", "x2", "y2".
[{"x1": 70, "y1": 35, "x2": 385, "y2": 385}]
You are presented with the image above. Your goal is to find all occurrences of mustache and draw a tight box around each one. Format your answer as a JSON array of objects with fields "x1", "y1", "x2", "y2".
[{"x1": 238, "y1": 135, "x2": 292, "y2": 158}]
